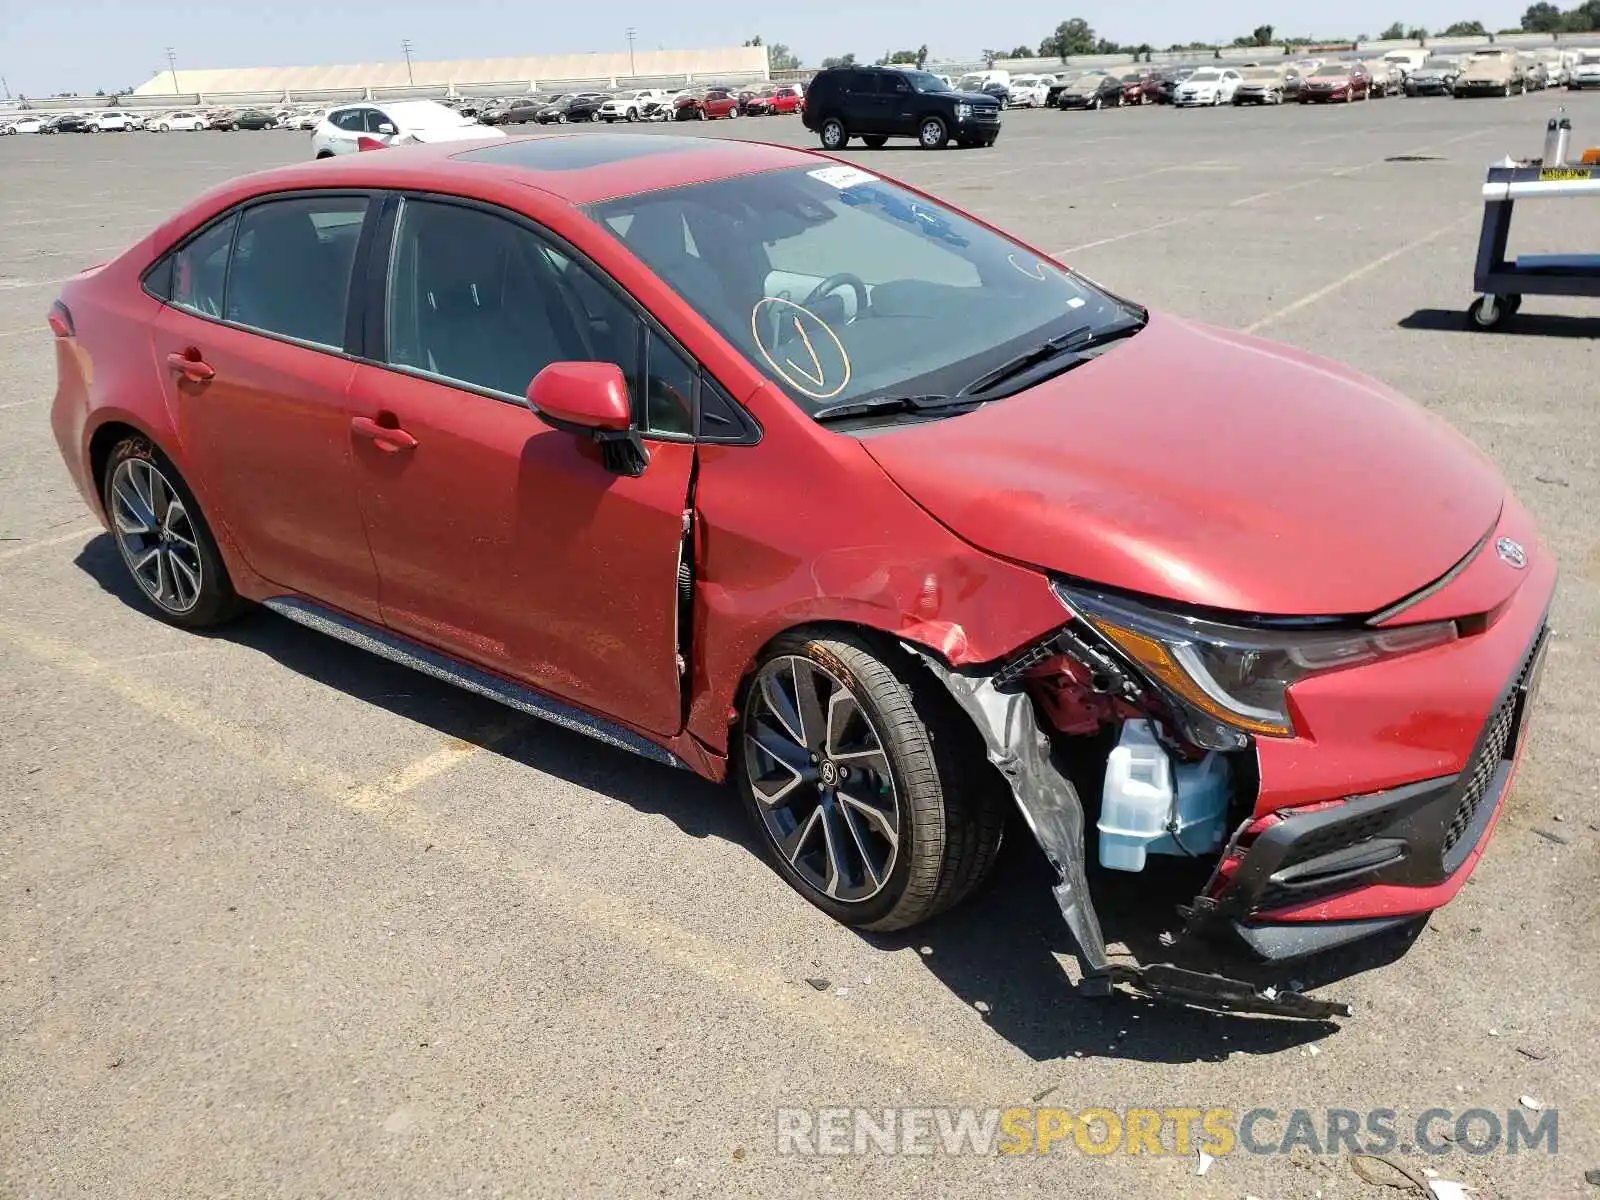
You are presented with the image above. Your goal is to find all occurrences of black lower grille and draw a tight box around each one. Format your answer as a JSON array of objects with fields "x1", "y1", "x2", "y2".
[{"x1": 1441, "y1": 627, "x2": 1545, "y2": 855}]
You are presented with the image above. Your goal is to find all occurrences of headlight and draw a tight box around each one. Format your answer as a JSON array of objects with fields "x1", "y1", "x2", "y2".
[
  {"x1": 1054, "y1": 583, "x2": 1457, "y2": 745},
  {"x1": 955, "y1": 102, "x2": 973, "y2": 120}
]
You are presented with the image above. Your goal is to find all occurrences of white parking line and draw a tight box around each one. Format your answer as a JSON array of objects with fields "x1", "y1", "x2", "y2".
[
  {"x1": 1242, "y1": 214, "x2": 1474, "y2": 333},
  {"x1": 0, "y1": 523, "x2": 103, "y2": 562}
]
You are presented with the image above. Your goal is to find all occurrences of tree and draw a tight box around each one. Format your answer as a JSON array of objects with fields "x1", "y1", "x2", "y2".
[
  {"x1": 1440, "y1": 19, "x2": 1487, "y2": 34},
  {"x1": 745, "y1": 36, "x2": 799, "y2": 70},
  {"x1": 1557, "y1": 0, "x2": 1600, "y2": 29},
  {"x1": 1252, "y1": 23, "x2": 1275, "y2": 44},
  {"x1": 1135, "y1": 42, "x2": 1153, "y2": 61},
  {"x1": 1039, "y1": 17, "x2": 1096, "y2": 60},
  {"x1": 916, "y1": 44, "x2": 929, "y2": 67},
  {"x1": 1408, "y1": 26, "x2": 1430, "y2": 39},
  {"x1": 1379, "y1": 20, "x2": 1408, "y2": 38},
  {"x1": 1521, "y1": 3, "x2": 1560, "y2": 28},
  {"x1": 875, "y1": 48, "x2": 921, "y2": 65},
  {"x1": 1008, "y1": 44, "x2": 1035, "y2": 57},
  {"x1": 820, "y1": 53, "x2": 856, "y2": 69}
]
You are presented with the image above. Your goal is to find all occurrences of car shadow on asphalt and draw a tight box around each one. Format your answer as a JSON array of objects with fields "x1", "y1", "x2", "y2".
[
  {"x1": 1400, "y1": 308, "x2": 1600, "y2": 337},
  {"x1": 75, "y1": 533, "x2": 1422, "y2": 1064}
]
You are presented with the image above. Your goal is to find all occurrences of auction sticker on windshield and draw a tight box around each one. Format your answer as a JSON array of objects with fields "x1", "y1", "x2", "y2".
[{"x1": 808, "y1": 165, "x2": 878, "y2": 190}]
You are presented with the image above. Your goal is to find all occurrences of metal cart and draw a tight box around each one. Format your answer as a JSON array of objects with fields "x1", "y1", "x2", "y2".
[{"x1": 1470, "y1": 159, "x2": 1600, "y2": 330}]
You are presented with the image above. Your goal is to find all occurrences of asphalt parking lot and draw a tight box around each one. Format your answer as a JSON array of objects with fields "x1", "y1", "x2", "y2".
[{"x1": 2, "y1": 96, "x2": 1598, "y2": 1198}]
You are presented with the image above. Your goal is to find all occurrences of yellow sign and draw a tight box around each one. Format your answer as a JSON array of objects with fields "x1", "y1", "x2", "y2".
[{"x1": 1538, "y1": 167, "x2": 1590, "y2": 182}]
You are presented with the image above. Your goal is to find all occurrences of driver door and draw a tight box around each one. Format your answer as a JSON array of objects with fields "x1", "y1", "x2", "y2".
[{"x1": 348, "y1": 196, "x2": 695, "y2": 737}]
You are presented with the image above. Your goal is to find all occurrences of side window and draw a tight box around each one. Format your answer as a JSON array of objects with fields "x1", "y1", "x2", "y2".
[
  {"x1": 365, "y1": 109, "x2": 392, "y2": 133},
  {"x1": 644, "y1": 333, "x2": 695, "y2": 437},
  {"x1": 226, "y1": 195, "x2": 367, "y2": 347},
  {"x1": 384, "y1": 199, "x2": 640, "y2": 403},
  {"x1": 331, "y1": 109, "x2": 365, "y2": 131},
  {"x1": 888, "y1": 75, "x2": 912, "y2": 95},
  {"x1": 169, "y1": 213, "x2": 237, "y2": 318}
]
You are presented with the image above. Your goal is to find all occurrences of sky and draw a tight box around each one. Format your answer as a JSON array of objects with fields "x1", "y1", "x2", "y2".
[{"x1": 3, "y1": 0, "x2": 1528, "y2": 98}]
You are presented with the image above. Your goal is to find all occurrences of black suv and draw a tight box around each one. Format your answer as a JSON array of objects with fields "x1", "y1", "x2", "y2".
[{"x1": 802, "y1": 66, "x2": 1002, "y2": 150}]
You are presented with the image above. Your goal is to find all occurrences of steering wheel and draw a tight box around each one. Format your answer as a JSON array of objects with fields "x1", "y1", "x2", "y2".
[{"x1": 801, "y1": 272, "x2": 870, "y2": 319}]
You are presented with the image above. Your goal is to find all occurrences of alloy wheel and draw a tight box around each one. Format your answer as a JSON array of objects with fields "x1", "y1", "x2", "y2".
[
  {"x1": 744, "y1": 656, "x2": 901, "y2": 904},
  {"x1": 109, "y1": 457, "x2": 204, "y2": 614}
]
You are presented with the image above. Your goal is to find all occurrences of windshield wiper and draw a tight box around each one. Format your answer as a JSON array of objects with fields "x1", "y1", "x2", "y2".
[
  {"x1": 812, "y1": 393, "x2": 976, "y2": 424},
  {"x1": 959, "y1": 317, "x2": 1146, "y2": 399}
]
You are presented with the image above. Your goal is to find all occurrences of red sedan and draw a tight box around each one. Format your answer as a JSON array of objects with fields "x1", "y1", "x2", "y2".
[
  {"x1": 673, "y1": 88, "x2": 739, "y2": 120},
  {"x1": 747, "y1": 85, "x2": 804, "y2": 115},
  {"x1": 46, "y1": 134, "x2": 1552, "y2": 1016}
]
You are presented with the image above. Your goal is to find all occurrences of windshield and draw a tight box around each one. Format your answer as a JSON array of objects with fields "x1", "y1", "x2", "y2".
[
  {"x1": 955, "y1": 74, "x2": 986, "y2": 90},
  {"x1": 587, "y1": 166, "x2": 1134, "y2": 420},
  {"x1": 1241, "y1": 68, "x2": 1280, "y2": 80},
  {"x1": 1421, "y1": 58, "x2": 1456, "y2": 69},
  {"x1": 902, "y1": 70, "x2": 950, "y2": 92},
  {"x1": 1312, "y1": 65, "x2": 1349, "y2": 77},
  {"x1": 1071, "y1": 74, "x2": 1107, "y2": 89},
  {"x1": 1189, "y1": 70, "x2": 1221, "y2": 82}
]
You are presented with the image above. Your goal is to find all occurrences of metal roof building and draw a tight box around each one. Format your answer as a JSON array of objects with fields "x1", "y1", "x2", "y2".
[{"x1": 129, "y1": 46, "x2": 769, "y2": 101}]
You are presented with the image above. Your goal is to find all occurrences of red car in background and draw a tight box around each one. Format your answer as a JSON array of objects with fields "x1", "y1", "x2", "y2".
[
  {"x1": 46, "y1": 134, "x2": 1552, "y2": 1020},
  {"x1": 746, "y1": 85, "x2": 804, "y2": 115},
  {"x1": 1120, "y1": 73, "x2": 1160, "y2": 104},
  {"x1": 673, "y1": 88, "x2": 739, "y2": 120},
  {"x1": 1301, "y1": 61, "x2": 1372, "y2": 102}
]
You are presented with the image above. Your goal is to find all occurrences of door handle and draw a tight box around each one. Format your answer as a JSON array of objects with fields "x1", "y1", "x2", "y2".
[
  {"x1": 165, "y1": 351, "x2": 214, "y2": 382},
  {"x1": 351, "y1": 415, "x2": 418, "y2": 452}
]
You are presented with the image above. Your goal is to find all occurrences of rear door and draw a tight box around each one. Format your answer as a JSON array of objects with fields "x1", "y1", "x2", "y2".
[
  {"x1": 149, "y1": 192, "x2": 382, "y2": 619},
  {"x1": 346, "y1": 195, "x2": 695, "y2": 736}
]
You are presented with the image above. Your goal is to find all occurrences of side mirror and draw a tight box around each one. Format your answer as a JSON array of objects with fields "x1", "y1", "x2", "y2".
[
  {"x1": 528, "y1": 362, "x2": 649, "y2": 476},
  {"x1": 377, "y1": 121, "x2": 397, "y2": 135}
]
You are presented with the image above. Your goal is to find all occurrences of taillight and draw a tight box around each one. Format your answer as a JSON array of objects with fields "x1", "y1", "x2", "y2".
[
  {"x1": 47, "y1": 300, "x2": 74, "y2": 338},
  {"x1": 356, "y1": 135, "x2": 387, "y2": 152}
]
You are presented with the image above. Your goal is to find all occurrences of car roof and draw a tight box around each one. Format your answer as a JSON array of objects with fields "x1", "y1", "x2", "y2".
[{"x1": 196, "y1": 133, "x2": 819, "y2": 211}]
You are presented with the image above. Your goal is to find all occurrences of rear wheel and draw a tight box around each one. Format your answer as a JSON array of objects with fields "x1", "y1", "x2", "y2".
[
  {"x1": 737, "y1": 632, "x2": 1006, "y2": 931},
  {"x1": 102, "y1": 437, "x2": 242, "y2": 629}
]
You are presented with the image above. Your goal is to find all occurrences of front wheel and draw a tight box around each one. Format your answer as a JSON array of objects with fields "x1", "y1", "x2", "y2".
[
  {"x1": 918, "y1": 115, "x2": 948, "y2": 149},
  {"x1": 819, "y1": 116, "x2": 847, "y2": 150},
  {"x1": 103, "y1": 438, "x2": 242, "y2": 629},
  {"x1": 737, "y1": 633, "x2": 1006, "y2": 931}
]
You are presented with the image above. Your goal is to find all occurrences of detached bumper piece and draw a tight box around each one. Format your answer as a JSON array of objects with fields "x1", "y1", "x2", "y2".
[
  {"x1": 1192, "y1": 625, "x2": 1548, "y2": 956},
  {"x1": 913, "y1": 646, "x2": 1351, "y2": 1022}
]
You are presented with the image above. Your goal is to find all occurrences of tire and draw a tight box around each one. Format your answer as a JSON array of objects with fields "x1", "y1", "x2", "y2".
[
  {"x1": 1089, "y1": 96, "x2": 1101, "y2": 110},
  {"x1": 819, "y1": 116, "x2": 847, "y2": 150},
  {"x1": 315, "y1": 149, "x2": 334, "y2": 158},
  {"x1": 626, "y1": 108, "x2": 638, "y2": 122},
  {"x1": 102, "y1": 437, "x2": 242, "y2": 629},
  {"x1": 918, "y1": 115, "x2": 948, "y2": 149},
  {"x1": 158, "y1": 123, "x2": 169, "y2": 132},
  {"x1": 1467, "y1": 294, "x2": 1515, "y2": 331},
  {"x1": 736, "y1": 631, "x2": 1007, "y2": 932},
  {"x1": 862, "y1": 134, "x2": 888, "y2": 148}
]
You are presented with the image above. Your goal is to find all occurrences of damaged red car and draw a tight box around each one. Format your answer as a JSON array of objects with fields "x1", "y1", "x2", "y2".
[{"x1": 48, "y1": 135, "x2": 1552, "y2": 1017}]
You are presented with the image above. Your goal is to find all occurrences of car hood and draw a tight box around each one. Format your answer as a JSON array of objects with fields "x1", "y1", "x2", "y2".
[
  {"x1": 861, "y1": 312, "x2": 1505, "y2": 617},
  {"x1": 407, "y1": 123, "x2": 505, "y2": 142}
]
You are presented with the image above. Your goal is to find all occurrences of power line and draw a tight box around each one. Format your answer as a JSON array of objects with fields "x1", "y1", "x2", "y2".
[
  {"x1": 165, "y1": 46, "x2": 179, "y2": 95},
  {"x1": 401, "y1": 38, "x2": 414, "y2": 86},
  {"x1": 625, "y1": 27, "x2": 637, "y2": 77}
]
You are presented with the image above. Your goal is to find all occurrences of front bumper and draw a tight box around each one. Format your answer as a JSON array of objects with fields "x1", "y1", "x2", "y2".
[{"x1": 1190, "y1": 547, "x2": 1555, "y2": 960}]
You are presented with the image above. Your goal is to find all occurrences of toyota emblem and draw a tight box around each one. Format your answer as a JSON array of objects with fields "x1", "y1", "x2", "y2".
[{"x1": 1495, "y1": 537, "x2": 1527, "y2": 569}]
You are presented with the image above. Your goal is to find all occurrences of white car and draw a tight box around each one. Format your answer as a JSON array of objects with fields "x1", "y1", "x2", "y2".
[
  {"x1": 311, "y1": 100, "x2": 504, "y2": 157},
  {"x1": 94, "y1": 110, "x2": 134, "y2": 132},
  {"x1": 1569, "y1": 52, "x2": 1600, "y2": 90},
  {"x1": 153, "y1": 111, "x2": 207, "y2": 132},
  {"x1": 6, "y1": 115, "x2": 44, "y2": 133},
  {"x1": 1006, "y1": 75, "x2": 1052, "y2": 107},
  {"x1": 1174, "y1": 68, "x2": 1243, "y2": 106},
  {"x1": 598, "y1": 90, "x2": 666, "y2": 122}
]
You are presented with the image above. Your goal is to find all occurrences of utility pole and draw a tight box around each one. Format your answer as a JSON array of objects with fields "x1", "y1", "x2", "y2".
[
  {"x1": 625, "y1": 27, "x2": 637, "y2": 77},
  {"x1": 1, "y1": 76, "x2": 10, "y2": 101},
  {"x1": 401, "y1": 38, "x2": 414, "y2": 85},
  {"x1": 165, "y1": 47, "x2": 179, "y2": 94}
]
